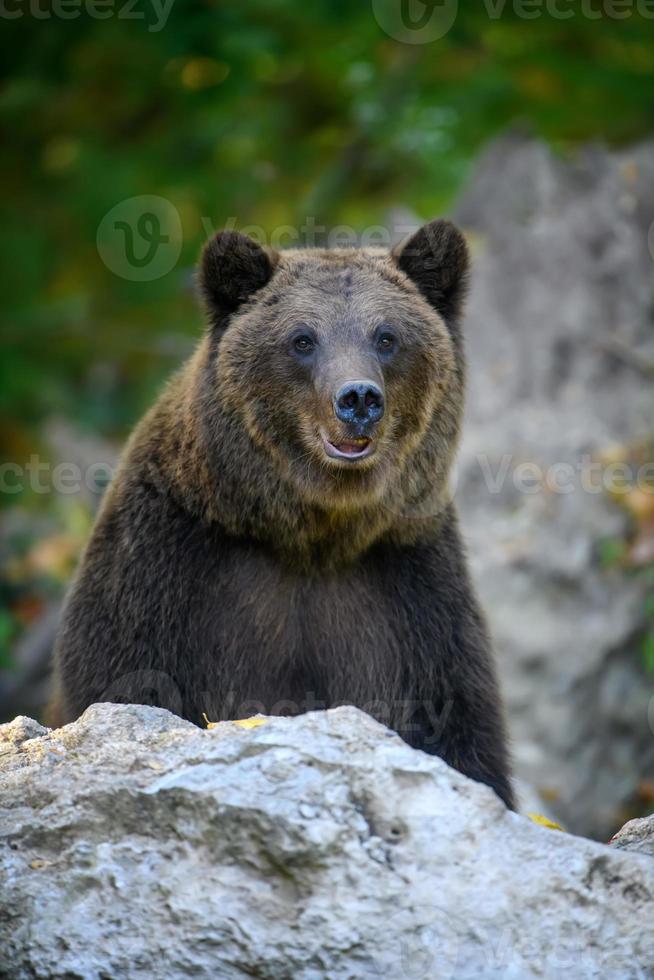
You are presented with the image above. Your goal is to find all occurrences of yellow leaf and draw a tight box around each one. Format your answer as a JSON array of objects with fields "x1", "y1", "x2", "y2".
[
  {"x1": 203, "y1": 714, "x2": 269, "y2": 731},
  {"x1": 527, "y1": 812, "x2": 565, "y2": 832},
  {"x1": 233, "y1": 717, "x2": 268, "y2": 730}
]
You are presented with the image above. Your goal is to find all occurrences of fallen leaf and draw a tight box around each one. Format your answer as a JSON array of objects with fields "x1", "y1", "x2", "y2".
[
  {"x1": 233, "y1": 717, "x2": 268, "y2": 730},
  {"x1": 527, "y1": 812, "x2": 565, "y2": 832}
]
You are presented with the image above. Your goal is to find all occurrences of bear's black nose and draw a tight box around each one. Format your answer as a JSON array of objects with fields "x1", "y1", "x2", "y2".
[{"x1": 334, "y1": 381, "x2": 385, "y2": 426}]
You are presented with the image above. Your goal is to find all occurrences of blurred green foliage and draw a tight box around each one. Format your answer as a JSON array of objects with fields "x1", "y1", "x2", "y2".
[{"x1": 1, "y1": 0, "x2": 654, "y2": 459}]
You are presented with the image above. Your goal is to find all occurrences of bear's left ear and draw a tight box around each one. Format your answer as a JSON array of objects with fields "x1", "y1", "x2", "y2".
[
  {"x1": 392, "y1": 219, "x2": 469, "y2": 325},
  {"x1": 199, "y1": 230, "x2": 279, "y2": 327}
]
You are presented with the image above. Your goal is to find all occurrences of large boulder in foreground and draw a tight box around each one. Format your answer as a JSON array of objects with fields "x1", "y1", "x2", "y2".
[{"x1": 1, "y1": 704, "x2": 652, "y2": 979}]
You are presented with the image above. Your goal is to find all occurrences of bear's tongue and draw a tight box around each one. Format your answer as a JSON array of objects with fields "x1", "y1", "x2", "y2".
[{"x1": 333, "y1": 438, "x2": 370, "y2": 456}]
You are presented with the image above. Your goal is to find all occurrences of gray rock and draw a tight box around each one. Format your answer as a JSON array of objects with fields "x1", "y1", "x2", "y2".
[
  {"x1": 1, "y1": 703, "x2": 652, "y2": 979},
  {"x1": 610, "y1": 814, "x2": 654, "y2": 858},
  {"x1": 452, "y1": 136, "x2": 654, "y2": 839},
  {"x1": 0, "y1": 714, "x2": 48, "y2": 747}
]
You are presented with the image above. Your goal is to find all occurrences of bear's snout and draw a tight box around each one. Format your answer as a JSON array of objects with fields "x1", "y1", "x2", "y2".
[{"x1": 333, "y1": 380, "x2": 385, "y2": 428}]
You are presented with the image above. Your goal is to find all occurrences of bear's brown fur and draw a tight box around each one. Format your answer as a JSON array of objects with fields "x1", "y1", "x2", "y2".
[{"x1": 50, "y1": 219, "x2": 514, "y2": 807}]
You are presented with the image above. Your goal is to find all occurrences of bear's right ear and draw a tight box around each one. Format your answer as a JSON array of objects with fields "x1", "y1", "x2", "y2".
[{"x1": 199, "y1": 230, "x2": 279, "y2": 326}]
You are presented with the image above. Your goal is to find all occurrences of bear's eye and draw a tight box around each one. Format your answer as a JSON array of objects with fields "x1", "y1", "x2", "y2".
[
  {"x1": 376, "y1": 331, "x2": 396, "y2": 354},
  {"x1": 293, "y1": 335, "x2": 315, "y2": 355}
]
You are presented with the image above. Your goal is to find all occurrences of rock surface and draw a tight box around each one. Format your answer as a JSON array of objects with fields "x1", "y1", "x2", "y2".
[
  {"x1": 452, "y1": 136, "x2": 654, "y2": 839},
  {"x1": 610, "y1": 814, "x2": 654, "y2": 858},
  {"x1": 1, "y1": 703, "x2": 652, "y2": 980}
]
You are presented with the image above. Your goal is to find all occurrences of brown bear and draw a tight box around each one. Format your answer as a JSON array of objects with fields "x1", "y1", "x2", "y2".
[{"x1": 50, "y1": 218, "x2": 514, "y2": 808}]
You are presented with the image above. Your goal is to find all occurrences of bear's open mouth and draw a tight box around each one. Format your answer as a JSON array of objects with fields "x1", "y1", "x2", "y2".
[{"x1": 321, "y1": 434, "x2": 373, "y2": 461}]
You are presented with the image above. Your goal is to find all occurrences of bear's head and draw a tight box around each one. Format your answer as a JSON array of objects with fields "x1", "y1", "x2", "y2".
[{"x1": 187, "y1": 219, "x2": 468, "y2": 559}]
